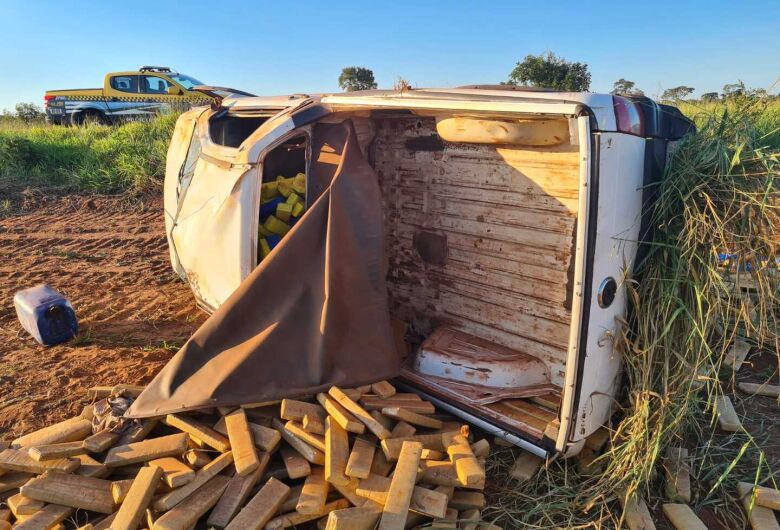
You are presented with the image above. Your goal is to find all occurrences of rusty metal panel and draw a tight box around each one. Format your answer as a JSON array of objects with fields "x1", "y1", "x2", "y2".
[{"x1": 374, "y1": 117, "x2": 579, "y2": 385}]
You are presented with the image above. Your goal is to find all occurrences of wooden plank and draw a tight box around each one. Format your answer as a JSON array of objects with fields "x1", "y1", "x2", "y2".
[
  {"x1": 317, "y1": 393, "x2": 366, "y2": 434},
  {"x1": 279, "y1": 484, "x2": 304, "y2": 513},
  {"x1": 329, "y1": 387, "x2": 393, "y2": 440},
  {"x1": 357, "y1": 473, "x2": 447, "y2": 519},
  {"x1": 164, "y1": 414, "x2": 231, "y2": 452},
  {"x1": 715, "y1": 395, "x2": 742, "y2": 431},
  {"x1": 207, "y1": 454, "x2": 268, "y2": 528},
  {"x1": 92, "y1": 512, "x2": 118, "y2": 530},
  {"x1": 297, "y1": 467, "x2": 329, "y2": 514},
  {"x1": 153, "y1": 475, "x2": 230, "y2": 530},
  {"x1": 619, "y1": 494, "x2": 657, "y2": 530},
  {"x1": 11, "y1": 504, "x2": 73, "y2": 530},
  {"x1": 460, "y1": 508, "x2": 481, "y2": 530},
  {"x1": 112, "y1": 465, "x2": 163, "y2": 530},
  {"x1": 664, "y1": 447, "x2": 691, "y2": 503},
  {"x1": 152, "y1": 451, "x2": 234, "y2": 512},
  {"x1": 325, "y1": 417, "x2": 350, "y2": 486},
  {"x1": 725, "y1": 339, "x2": 752, "y2": 370},
  {"x1": 0, "y1": 508, "x2": 9, "y2": 521},
  {"x1": 345, "y1": 437, "x2": 375, "y2": 480},
  {"x1": 390, "y1": 421, "x2": 417, "y2": 439},
  {"x1": 380, "y1": 432, "x2": 457, "y2": 461},
  {"x1": 7, "y1": 492, "x2": 44, "y2": 517},
  {"x1": 325, "y1": 506, "x2": 381, "y2": 530},
  {"x1": 225, "y1": 409, "x2": 260, "y2": 476},
  {"x1": 361, "y1": 400, "x2": 436, "y2": 415},
  {"x1": 0, "y1": 471, "x2": 33, "y2": 493},
  {"x1": 149, "y1": 457, "x2": 196, "y2": 488},
  {"x1": 371, "y1": 381, "x2": 397, "y2": 399},
  {"x1": 285, "y1": 421, "x2": 326, "y2": 452},
  {"x1": 75, "y1": 453, "x2": 109, "y2": 478},
  {"x1": 446, "y1": 434, "x2": 485, "y2": 489},
  {"x1": 419, "y1": 460, "x2": 483, "y2": 489},
  {"x1": 738, "y1": 382, "x2": 780, "y2": 398},
  {"x1": 28, "y1": 440, "x2": 86, "y2": 461},
  {"x1": 280, "y1": 445, "x2": 311, "y2": 479},
  {"x1": 378, "y1": 441, "x2": 422, "y2": 530},
  {"x1": 11, "y1": 417, "x2": 92, "y2": 448},
  {"x1": 213, "y1": 416, "x2": 281, "y2": 453},
  {"x1": 470, "y1": 439, "x2": 490, "y2": 459},
  {"x1": 84, "y1": 430, "x2": 120, "y2": 453},
  {"x1": 661, "y1": 504, "x2": 707, "y2": 530},
  {"x1": 431, "y1": 507, "x2": 459, "y2": 528},
  {"x1": 738, "y1": 482, "x2": 780, "y2": 530},
  {"x1": 303, "y1": 414, "x2": 326, "y2": 435},
  {"x1": 281, "y1": 399, "x2": 326, "y2": 422},
  {"x1": 421, "y1": 448, "x2": 445, "y2": 460},
  {"x1": 739, "y1": 482, "x2": 780, "y2": 510},
  {"x1": 224, "y1": 477, "x2": 291, "y2": 530},
  {"x1": 272, "y1": 419, "x2": 326, "y2": 465},
  {"x1": 584, "y1": 428, "x2": 610, "y2": 452},
  {"x1": 0, "y1": 448, "x2": 79, "y2": 474},
  {"x1": 382, "y1": 408, "x2": 442, "y2": 429},
  {"x1": 370, "y1": 449, "x2": 393, "y2": 477},
  {"x1": 21, "y1": 473, "x2": 114, "y2": 513},
  {"x1": 449, "y1": 491, "x2": 486, "y2": 510},
  {"x1": 510, "y1": 451, "x2": 543, "y2": 482},
  {"x1": 266, "y1": 499, "x2": 350, "y2": 530},
  {"x1": 369, "y1": 411, "x2": 395, "y2": 432},
  {"x1": 104, "y1": 433, "x2": 189, "y2": 467},
  {"x1": 184, "y1": 449, "x2": 211, "y2": 468}
]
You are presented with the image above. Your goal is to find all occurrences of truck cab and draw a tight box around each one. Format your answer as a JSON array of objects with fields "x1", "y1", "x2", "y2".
[{"x1": 44, "y1": 66, "x2": 214, "y2": 125}]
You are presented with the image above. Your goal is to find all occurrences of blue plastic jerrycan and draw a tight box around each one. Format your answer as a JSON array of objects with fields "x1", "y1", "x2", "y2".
[{"x1": 14, "y1": 284, "x2": 78, "y2": 346}]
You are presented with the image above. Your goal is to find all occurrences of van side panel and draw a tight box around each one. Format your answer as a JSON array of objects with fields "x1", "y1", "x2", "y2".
[{"x1": 571, "y1": 132, "x2": 645, "y2": 441}]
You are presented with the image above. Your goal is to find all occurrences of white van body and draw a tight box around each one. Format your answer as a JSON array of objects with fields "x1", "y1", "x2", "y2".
[{"x1": 163, "y1": 87, "x2": 692, "y2": 456}]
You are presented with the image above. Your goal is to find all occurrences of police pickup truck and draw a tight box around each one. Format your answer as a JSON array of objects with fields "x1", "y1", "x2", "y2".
[{"x1": 44, "y1": 66, "x2": 214, "y2": 125}]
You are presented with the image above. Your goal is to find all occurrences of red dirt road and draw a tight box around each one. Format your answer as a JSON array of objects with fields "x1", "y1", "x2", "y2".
[{"x1": 0, "y1": 195, "x2": 205, "y2": 438}]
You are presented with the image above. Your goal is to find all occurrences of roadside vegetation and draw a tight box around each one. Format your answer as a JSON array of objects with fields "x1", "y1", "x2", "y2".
[{"x1": 0, "y1": 112, "x2": 177, "y2": 193}]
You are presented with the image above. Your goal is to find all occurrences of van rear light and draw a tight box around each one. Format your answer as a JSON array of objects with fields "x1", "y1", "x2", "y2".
[
  {"x1": 44, "y1": 95, "x2": 55, "y2": 108},
  {"x1": 613, "y1": 95, "x2": 645, "y2": 137}
]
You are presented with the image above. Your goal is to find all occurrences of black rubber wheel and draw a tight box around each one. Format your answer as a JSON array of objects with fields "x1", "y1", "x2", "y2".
[{"x1": 71, "y1": 110, "x2": 108, "y2": 126}]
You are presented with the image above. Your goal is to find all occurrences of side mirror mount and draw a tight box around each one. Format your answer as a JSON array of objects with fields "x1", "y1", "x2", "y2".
[{"x1": 167, "y1": 86, "x2": 183, "y2": 96}]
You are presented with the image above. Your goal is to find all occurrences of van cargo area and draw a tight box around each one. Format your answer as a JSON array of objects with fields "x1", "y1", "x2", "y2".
[{"x1": 256, "y1": 111, "x2": 582, "y2": 447}]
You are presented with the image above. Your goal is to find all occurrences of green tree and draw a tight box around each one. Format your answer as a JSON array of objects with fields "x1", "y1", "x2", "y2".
[
  {"x1": 660, "y1": 86, "x2": 695, "y2": 100},
  {"x1": 611, "y1": 78, "x2": 643, "y2": 96},
  {"x1": 338, "y1": 67, "x2": 378, "y2": 92},
  {"x1": 700, "y1": 92, "x2": 719, "y2": 102},
  {"x1": 507, "y1": 52, "x2": 591, "y2": 91},
  {"x1": 15, "y1": 102, "x2": 44, "y2": 122},
  {"x1": 722, "y1": 81, "x2": 745, "y2": 99}
]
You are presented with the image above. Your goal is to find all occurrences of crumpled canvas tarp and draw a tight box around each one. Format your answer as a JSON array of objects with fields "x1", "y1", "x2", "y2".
[{"x1": 128, "y1": 120, "x2": 399, "y2": 417}]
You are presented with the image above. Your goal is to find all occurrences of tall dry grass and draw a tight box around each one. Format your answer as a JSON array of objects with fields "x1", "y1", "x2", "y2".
[{"x1": 484, "y1": 98, "x2": 780, "y2": 528}]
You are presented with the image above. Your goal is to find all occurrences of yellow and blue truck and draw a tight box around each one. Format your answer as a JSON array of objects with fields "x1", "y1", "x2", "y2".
[{"x1": 44, "y1": 66, "x2": 214, "y2": 125}]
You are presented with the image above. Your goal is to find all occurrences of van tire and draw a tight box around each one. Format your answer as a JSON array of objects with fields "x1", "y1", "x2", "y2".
[{"x1": 71, "y1": 109, "x2": 108, "y2": 126}]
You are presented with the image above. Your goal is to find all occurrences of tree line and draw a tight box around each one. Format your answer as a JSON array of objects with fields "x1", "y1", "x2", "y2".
[{"x1": 339, "y1": 53, "x2": 772, "y2": 101}]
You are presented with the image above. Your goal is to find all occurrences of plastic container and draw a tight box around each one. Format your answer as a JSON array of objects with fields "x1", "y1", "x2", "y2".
[{"x1": 14, "y1": 284, "x2": 78, "y2": 346}]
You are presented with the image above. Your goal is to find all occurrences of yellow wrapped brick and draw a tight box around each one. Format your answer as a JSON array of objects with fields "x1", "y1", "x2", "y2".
[
  {"x1": 277, "y1": 176, "x2": 293, "y2": 198},
  {"x1": 259, "y1": 238, "x2": 271, "y2": 260},
  {"x1": 286, "y1": 192, "x2": 302, "y2": 206},
  {"x1": 261, "y1": 181, "x2": 279, "y2": 201},
  {"x1": 292, "y1": 173, "x2": 306, "y2": 194},
  {"x1": 292, "y1": 202, "x2": 305, "y2": 218},
  {"x1": 276, "y1": 203, "x2": 293, "y2": 223},
  {"x1": 264, "y1": 215, "x2": 290, "y2": 236},
  {"x1": 258, "y1": 224, "x2": 273, "y2": 237}
]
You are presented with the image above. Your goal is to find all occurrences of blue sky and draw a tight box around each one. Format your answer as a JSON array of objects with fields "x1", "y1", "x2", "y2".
[{"x1": 1, "y1": 0, "x2": 778, "y2": 111}]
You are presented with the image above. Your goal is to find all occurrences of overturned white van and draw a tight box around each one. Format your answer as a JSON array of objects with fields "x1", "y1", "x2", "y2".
[{"x1": 159, "y1": 87, "x2": 693, "y2": 456}]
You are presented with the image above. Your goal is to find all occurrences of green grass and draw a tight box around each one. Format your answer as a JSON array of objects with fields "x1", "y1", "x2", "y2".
[{"x1": 0, "y1": 113, "x2": 177, "y2": 193}]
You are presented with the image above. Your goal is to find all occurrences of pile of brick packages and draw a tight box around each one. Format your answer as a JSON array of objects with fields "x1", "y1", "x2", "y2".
[
  {"x1": 0, "y1": 381, "x2": 501, "y2": 530},
  {"x1": 258, "y1": 174, "x2": 307, "y2": 262}
]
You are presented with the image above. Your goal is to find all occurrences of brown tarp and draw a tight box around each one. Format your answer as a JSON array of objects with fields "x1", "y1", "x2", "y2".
[{"x1": 127, "y1": 120, "x2": 399, "y2": 417}]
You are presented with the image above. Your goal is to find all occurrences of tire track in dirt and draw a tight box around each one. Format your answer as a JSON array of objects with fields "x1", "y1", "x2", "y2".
[{"x1": 0, "y1": 195, "x2": 206, "y2": 438}]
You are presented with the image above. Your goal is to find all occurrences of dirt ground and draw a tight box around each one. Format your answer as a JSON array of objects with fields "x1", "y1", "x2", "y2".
[{"x1": 0, "y1": 193, "x2": 206, "y2": 438}]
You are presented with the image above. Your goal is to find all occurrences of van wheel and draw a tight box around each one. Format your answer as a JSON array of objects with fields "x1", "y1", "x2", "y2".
[{"x1": 72, "y1": 110, "x2": 108, "y2": 126}]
